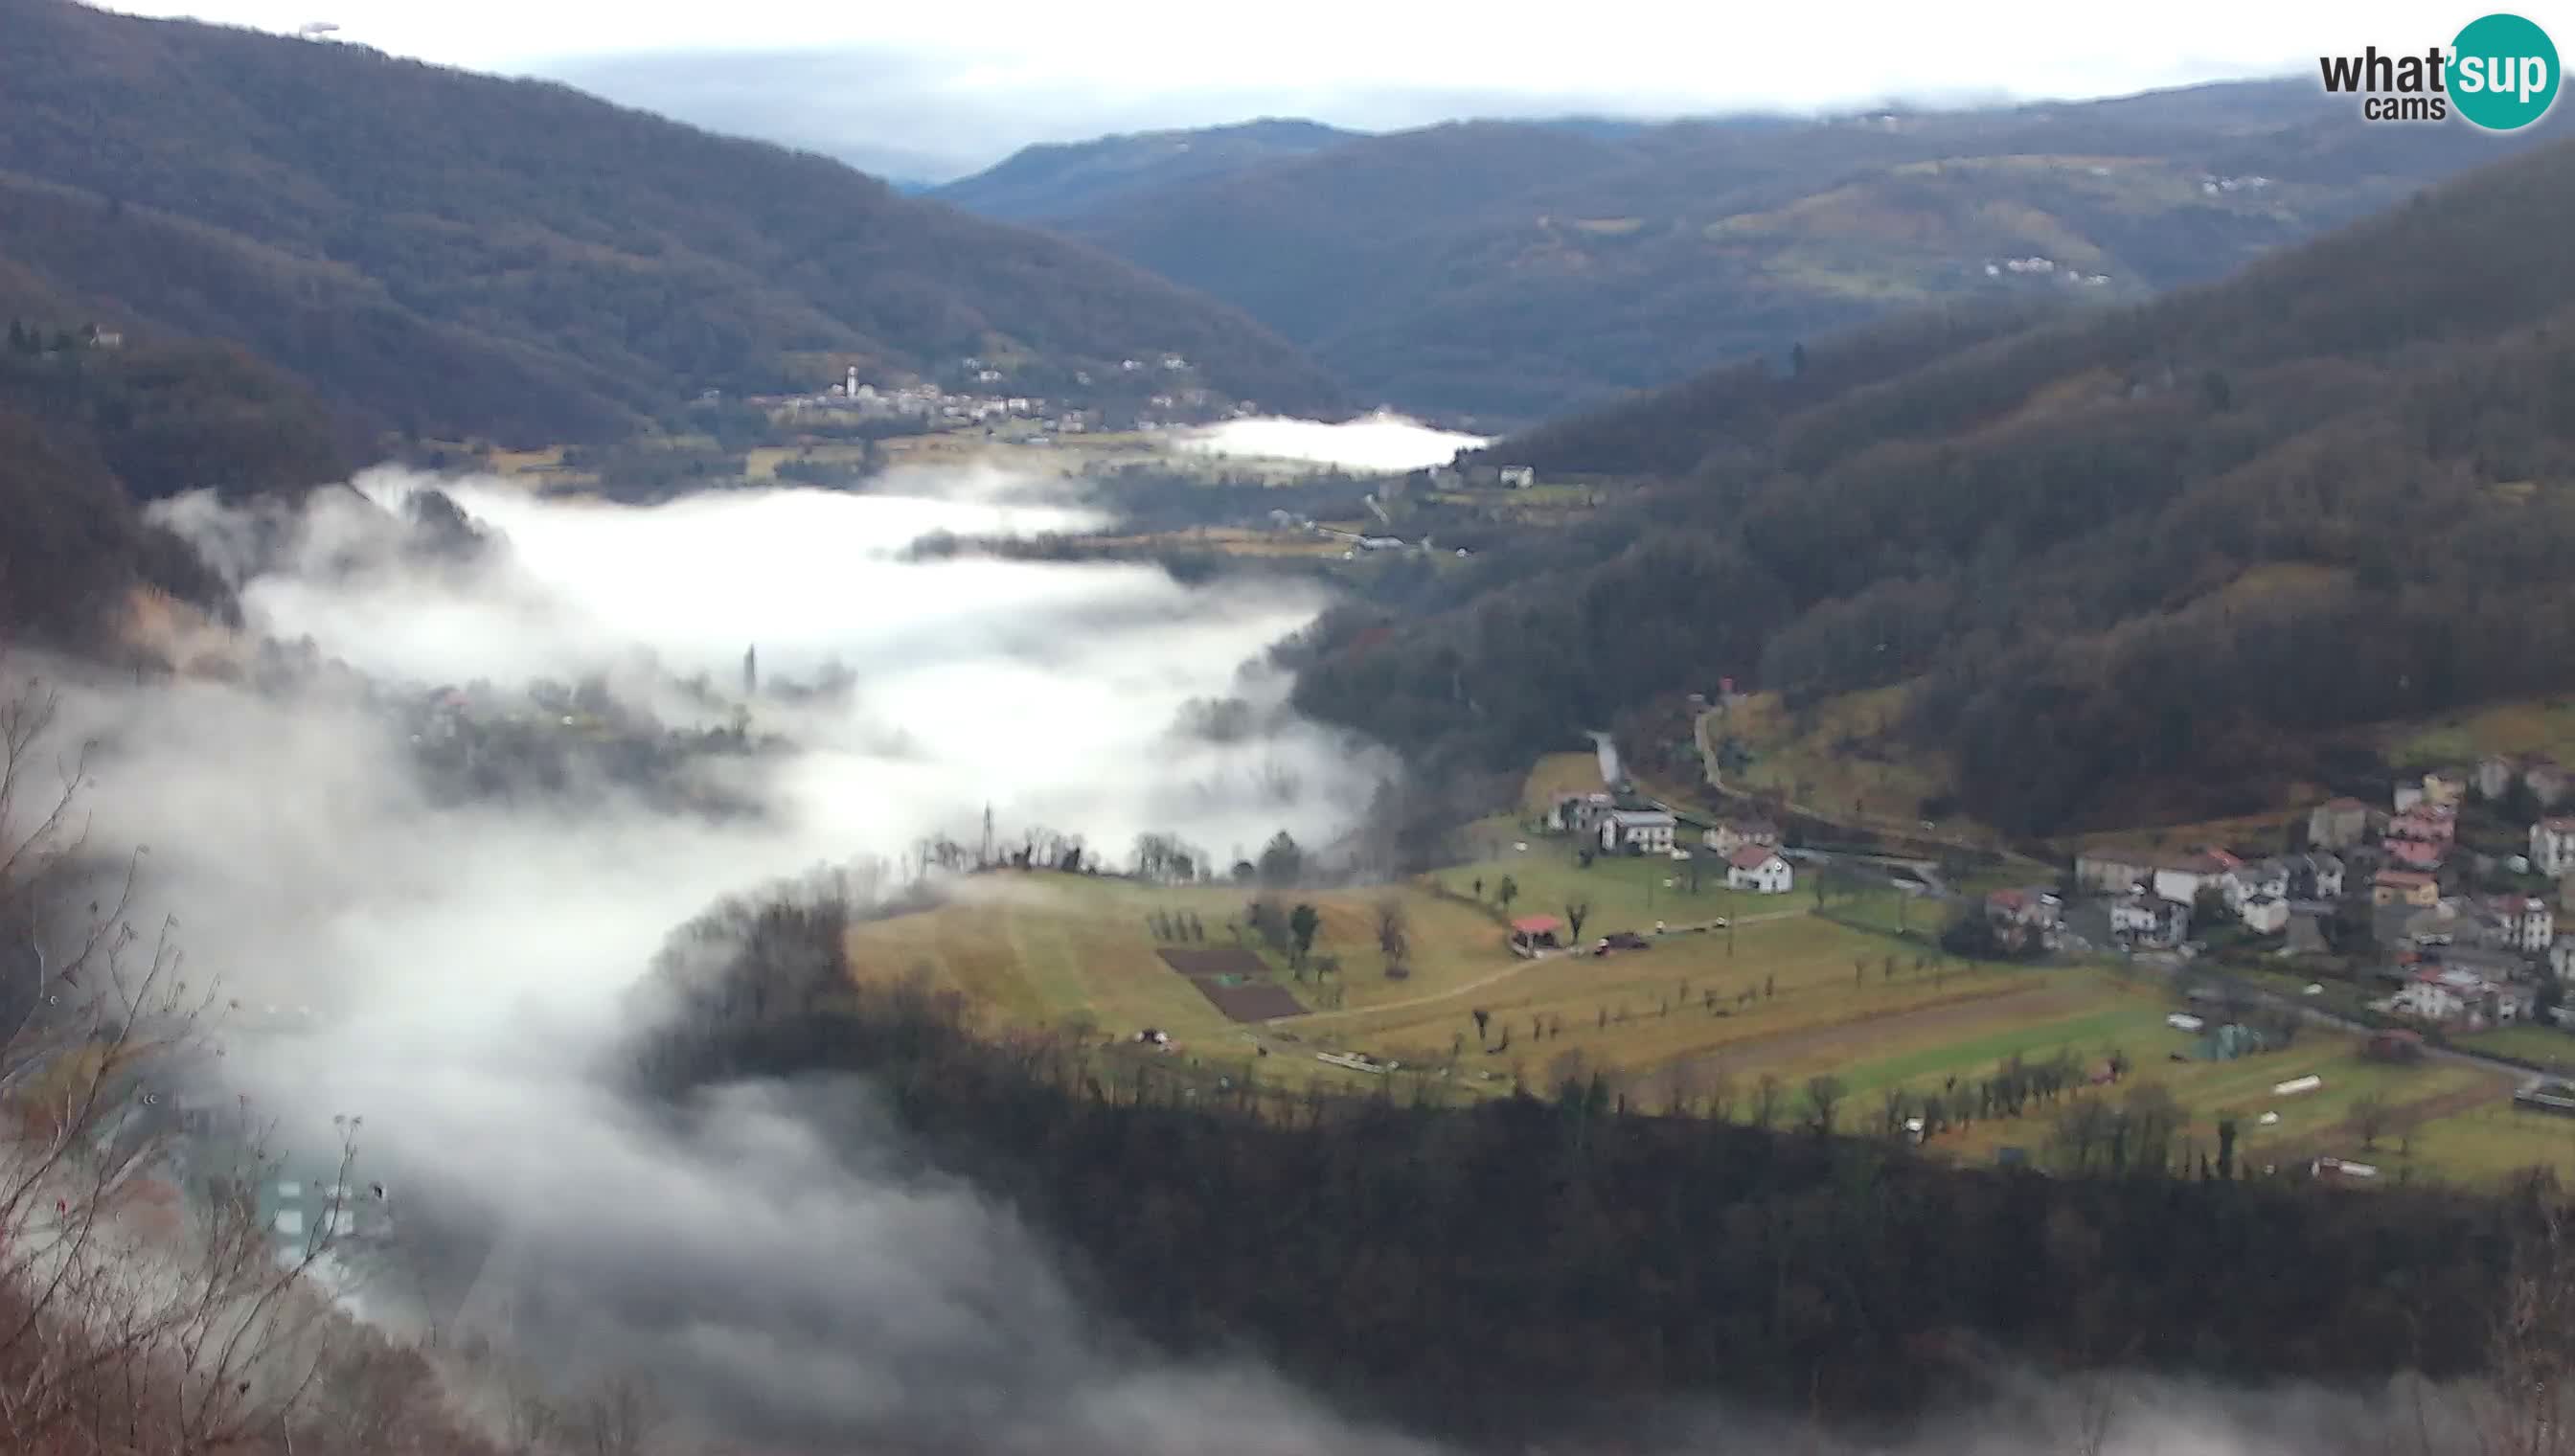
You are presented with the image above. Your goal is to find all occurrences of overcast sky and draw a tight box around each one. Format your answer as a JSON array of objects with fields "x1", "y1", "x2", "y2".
[{"x1": 93, "y1": 1, "x2": 2533, "y2": 179}]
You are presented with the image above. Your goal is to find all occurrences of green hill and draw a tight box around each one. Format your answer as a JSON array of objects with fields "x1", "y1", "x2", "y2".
[
  {"x1": 0, "y1": 0, "x2": 1343, "y2": 446},
  {"x1": 1048, "y1": 82, "x2": 2542, "y2": 425},
  {"x1": 1289, "y1": 135, "x2": 2575, "y2": 836}
]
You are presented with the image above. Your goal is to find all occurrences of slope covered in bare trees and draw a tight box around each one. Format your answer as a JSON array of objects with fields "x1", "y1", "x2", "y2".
[{"x1": 1292, "y1": 134, "x2": 2575, "y2": 835}]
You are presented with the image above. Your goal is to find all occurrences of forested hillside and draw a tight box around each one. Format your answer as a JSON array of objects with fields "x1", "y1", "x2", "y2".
[
  {"x1": 0, "y1": 0, "x2": 1342, "y2": 445},
  {"x1": 634, "y1": 914, "x2": 2530, "y2": 1449},
  {"x1": 1048, "y1": 81, "x2": 2540, "y2": 422},
  {"x1": 930, "y1": 118, "x2": 1365, "y2": 222},
  {"x1": 1290, "y1": 136, "x2": 2575, "y2": 836},
  {"x1": 0, "y1": 342, "x2": 343, "y2": 644}
]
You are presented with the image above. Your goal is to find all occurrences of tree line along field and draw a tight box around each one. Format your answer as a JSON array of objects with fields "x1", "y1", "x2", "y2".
[{"x1": 834, "y1": 748, "x2": 2575, "y2": 1187}]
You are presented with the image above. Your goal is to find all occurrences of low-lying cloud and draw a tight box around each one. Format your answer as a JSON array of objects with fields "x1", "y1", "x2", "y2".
[
  {"x1": 1172, "y1": 411, "x2": 1487, "y2": 472},
  {"x1": 9, "y1": 462, "x2": 1411, "y2": 1447},
  {"x1": 5, "y1": 461, "x2": 2503, "y2": 1454}
]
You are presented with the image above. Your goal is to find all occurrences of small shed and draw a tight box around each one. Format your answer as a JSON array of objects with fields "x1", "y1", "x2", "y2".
[{"x1": 1509, "y1": 916, "x2": 1562, "y2": 955}]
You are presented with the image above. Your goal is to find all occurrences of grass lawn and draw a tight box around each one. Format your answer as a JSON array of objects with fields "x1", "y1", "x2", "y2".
[
  {"x1": 1426, "y1": 844, "x2": 1779, "y2": 939},
  {"x1": 2456, "y1": 1022, "x2": 2575, "y2": 1074},
  {"x1": 836, "y1": 856, "x2": 2558, "y2": 1189},
  {"x1": 2390, "y1": 696, "x2": 2575, "y2": 770},
  {"x1": 842, "y1": 872, "x2": 1518, "y2": 1090},
  {"x1": 1328, "y1": 911, "x2": 2038, "y2": 1083},
  {"x1": 1876, "y1": 997, "x2": 2519, "y2": 1174},
  {"x1": 2398, "y1": 1102, "x2": 2575, "y2": 1185}
]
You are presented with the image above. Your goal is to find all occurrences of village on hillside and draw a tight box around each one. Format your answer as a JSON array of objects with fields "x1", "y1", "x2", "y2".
[{"x1": 2064, "y1": 757, "x2": 2575, "y2": 1039}]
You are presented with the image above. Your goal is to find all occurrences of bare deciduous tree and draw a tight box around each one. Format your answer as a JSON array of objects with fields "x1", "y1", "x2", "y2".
[{"x1": 0, "y1": 665, "x2": 345, "y2": 1454}]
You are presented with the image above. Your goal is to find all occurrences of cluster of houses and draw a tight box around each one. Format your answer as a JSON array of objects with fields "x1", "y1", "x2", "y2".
[
  {"x1": 1544, "y1": 793, "x2": 1797, "y2": 895},
  {"x1": 736, "y1": 354, "x2": 1256, "y2": 441},
  {"x1": 1426, "y1": 462, "x2": 1540, "y2": 489},
  {"x1": 2062, "y1": 755, "x2": 2575, "y2": 1032}
]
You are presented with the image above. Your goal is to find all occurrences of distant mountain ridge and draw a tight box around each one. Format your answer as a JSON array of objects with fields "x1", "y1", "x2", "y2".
[
  {"x1": 931, "y1": 118, "x2": 1368, "y2": 222},
  {"x1": 1004, "y1": 80, "x2": 2543, "y2": 424},
  {"x1": 0, "y1": 0, "x2": 1344, "y2": 445},
  {"x1": 1290, "y1": 134, "x2": 2575, "y2": 835}
]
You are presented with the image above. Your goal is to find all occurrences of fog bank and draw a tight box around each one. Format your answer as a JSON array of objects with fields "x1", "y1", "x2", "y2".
[
  {"x1": 1172, "y1": 411, "x2": 1488, "y2": 472},
  {"x1": 0, "y1": 461, "x2": 2492, "y2": 1454}
]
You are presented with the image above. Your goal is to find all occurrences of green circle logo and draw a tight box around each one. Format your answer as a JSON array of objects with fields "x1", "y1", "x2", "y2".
[{"x1": 2450, "y1": 12, "x2": 2560, "y2": 130}]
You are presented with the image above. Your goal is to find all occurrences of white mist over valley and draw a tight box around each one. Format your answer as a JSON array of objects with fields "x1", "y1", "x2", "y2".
[
  {"x1": 3, "y1": 458, "x2": 2494, "y2": 1455},
  {"x1": 1172, "y1": 411, "x2": 1488, "y2": 472},
  {"x1": 11, "y1": 461, "x2": 1414, "y2": 1448}
]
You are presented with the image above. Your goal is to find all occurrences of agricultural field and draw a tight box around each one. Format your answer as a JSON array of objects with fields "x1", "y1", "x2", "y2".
[
  {"x1": 1312, "y1": 906, "x2": 2040, "y2": 1088},
  {"x1": 2456, "y1": 1022, "x2": 2575, "y2": 1075},
  {"x1": 2394, "y1": 1102, "x2": 2575, "y2": 1186},
  {"x1": 745, "y1": 444, "x2": 872, "y2": 480},
  {"x1": 841, "y1": 872, "x2": 1526, "y2": 1089},
  {"x1": 1824, "y1": 987, "x2": 2524, "y2": 1182},
  {"x1": 831, "y1": 744, "x2": 2569, "y2": 1190}
]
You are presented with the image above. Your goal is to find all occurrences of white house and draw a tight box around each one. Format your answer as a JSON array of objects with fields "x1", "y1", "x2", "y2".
[
  {"x1": 2222, "y1": 859, "x2": 2290, "y2": 910},
  {"x1": 1726, "y1": 846, "x2": 1795, "y2": 894},
  {"x1": 2394, "y1": 968, "x2": 2527, "y2": 1027},
  {"x1": 2489, "y1": 896, "x2": 2556, "y2": 953},
  {"x1": 2533, "y1": 818, "x2": 2575, "y2": 877},
  {"x1": 1550, "y1": 792, "x2": 1613, "y2": 835},
  {"x1": 1497, "y1": 466, "x2": 1536, "y2": 488},
  {"x1": 1600, "y1": 809, "x2": 1676, "y2": 855},
  {"x1": 2240, "y1": 894, "x2": 2290, "y2": 936},
  {"x1": 1702, "y1": 817, "x2": 1782, "y2": 856},
  {"x1": 2153, "y1": 852, "x2": 2233, "y2": 907},
  {"x1": 2550, "y1": 936, "x2": 2575, "y2": 981},
  {"x1": 2110, "y1": 893, "x2": 2189, "y2": 946},
  {"x1": 2298, "y1": 853, "x2": 2347, "y2": 900},
  {"x1": 2395, "y1": 784, "x2": 2426, "y2": 813}
]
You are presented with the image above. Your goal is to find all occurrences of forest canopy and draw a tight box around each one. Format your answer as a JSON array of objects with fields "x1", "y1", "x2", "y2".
[{"x1": 1291, "y1": 135, "x2": 2575, "y2": 835}]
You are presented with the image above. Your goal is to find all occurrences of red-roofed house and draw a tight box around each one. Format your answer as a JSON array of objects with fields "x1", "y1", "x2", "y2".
[
  {"x1": 1726, "y1": 846, "x2": 1794, "y2": 895},
  {"x1": 2382, "y1": 835, "x2": 2447, "y2": 872}
]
